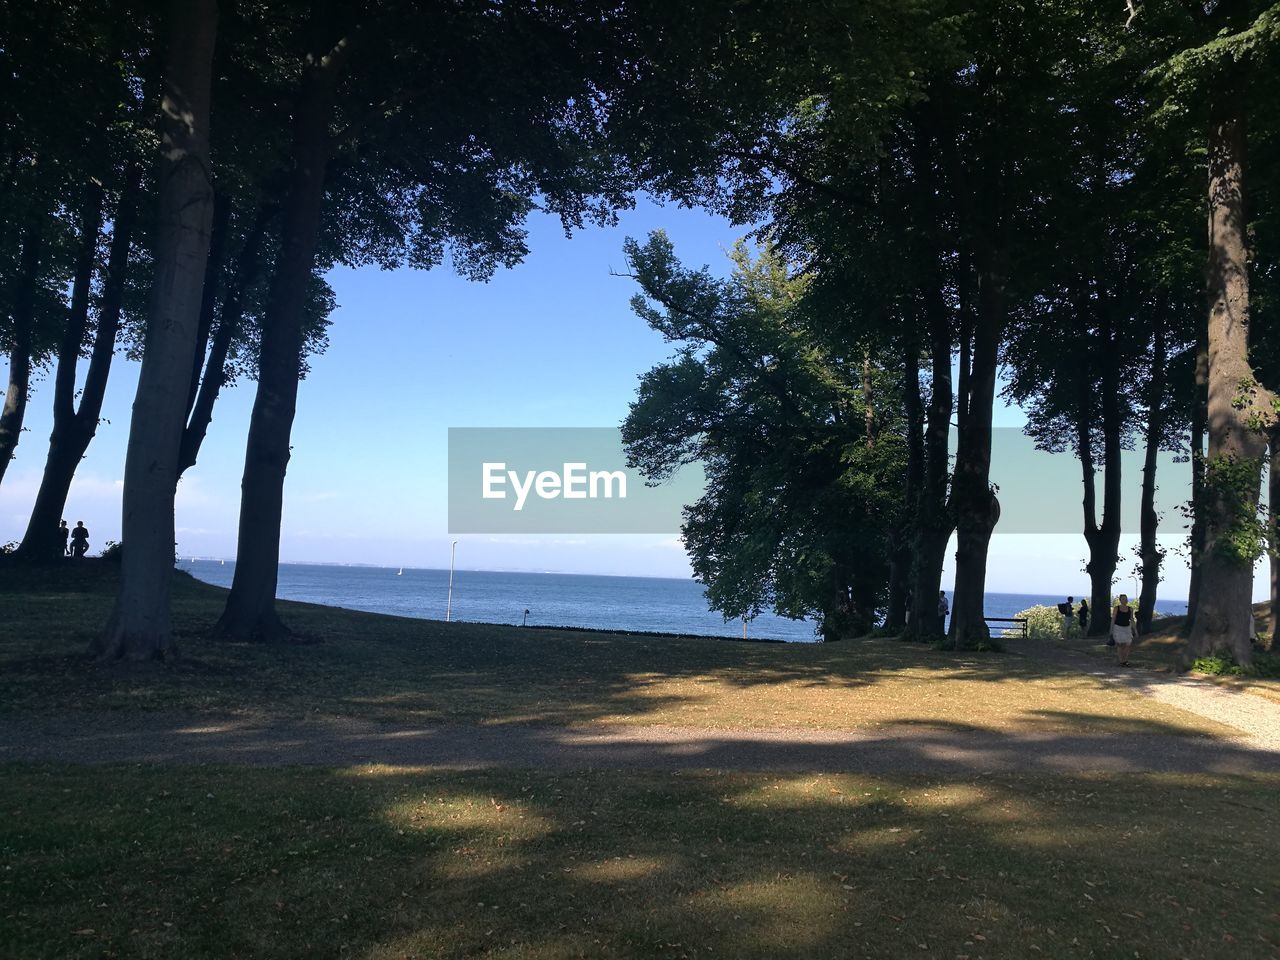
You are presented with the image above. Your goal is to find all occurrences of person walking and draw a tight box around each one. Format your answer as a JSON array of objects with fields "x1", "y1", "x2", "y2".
[
  {"x1": 1078, "y1": 598, "x2": 1090, "y2": 634},
  {"x1": 69, "y1": 521, "x2": 90, "y2": 559},
  {"x1": 1057, "y1": 596, "x2": 1075, "y2": 638},
  {"x1": 1111, "y1": 594, "x2": 1137, "y2": 666}
]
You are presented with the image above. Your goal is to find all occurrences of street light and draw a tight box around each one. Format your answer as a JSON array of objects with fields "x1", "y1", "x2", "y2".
[{"x1": 446, "y1": 540, "x2": 458, "y2": 622}]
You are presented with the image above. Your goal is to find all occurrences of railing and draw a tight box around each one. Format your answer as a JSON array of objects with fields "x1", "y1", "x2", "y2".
[{"x1": 984, "y1": 616, "x2": 1029, "y2": 639}]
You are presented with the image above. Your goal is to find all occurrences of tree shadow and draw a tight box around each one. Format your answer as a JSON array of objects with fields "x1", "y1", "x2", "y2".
[
  {"x1": 0, "y1": 567, "x2": 1255, "y2": 738},
  {"x1": 3, "y1": 763, "x2": 1278, "y2": 959}
]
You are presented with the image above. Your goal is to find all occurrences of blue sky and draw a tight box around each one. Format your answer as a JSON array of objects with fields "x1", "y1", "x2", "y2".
[{"x1": 0, "y1": 196, "x2": 1269, "y2": 599}]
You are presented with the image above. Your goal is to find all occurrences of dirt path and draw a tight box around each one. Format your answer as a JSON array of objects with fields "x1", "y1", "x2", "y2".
[
  {"x1": 1014, "y1": 636, "x2": 1280, "y2": 750},
  {"x1": 2, "y1": 710, "x2": 1278, "y2": 774}
]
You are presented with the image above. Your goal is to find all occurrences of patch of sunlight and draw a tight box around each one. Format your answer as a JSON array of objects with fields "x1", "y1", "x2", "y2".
[
  {"x1": 729, "y1": 776, "x2": 877, "y2": 809},
  {"x1": 380, "y1": 794, "x2": 554, "y2": 839},
  {"x1": 569, "y1": 854, "x2": 666, "y2": 883},
  {"x1": 899, "y1": 783, "x2": 992, "y2": 809},
  {"x1": 697, "y1": 873, "x2": 842, "y2": 949}
]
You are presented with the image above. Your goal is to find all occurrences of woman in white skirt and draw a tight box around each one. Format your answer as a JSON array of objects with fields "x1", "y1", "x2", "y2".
[{"x1": 1110, "y1": 594, "x2": 1137, "y2": 666}]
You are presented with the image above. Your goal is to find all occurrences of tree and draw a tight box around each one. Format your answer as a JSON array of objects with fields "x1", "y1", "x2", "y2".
[
  {"x1": 622, "y1": 233, "x2": 906, "y2": 638},
  {"x1": 1144, "y1": 0, "x2": 1280, "y2": 664},
  {"x1": 213, "y1": 1, "x2": 639, "y2": 640},
  {"x1": 18, "y1": 170, "x2": 143, "y2": 560},
  {"x1": 93, "y1": 0, "x2": 219, "y2": 661}
]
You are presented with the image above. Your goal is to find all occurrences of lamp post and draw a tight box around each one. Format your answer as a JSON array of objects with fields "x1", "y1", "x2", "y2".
[{"x1": 446, "y1": 540, "x2": 458, "y2": 622}]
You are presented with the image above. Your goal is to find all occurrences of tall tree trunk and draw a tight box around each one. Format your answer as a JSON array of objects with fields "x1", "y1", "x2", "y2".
[
  {"x1": 1185, "y1": 80, "x2": 1274, "y2": 667},
  {"x1": 1083, "y1": 287, "x2": 1123, "y2": 637},
  {"x1": 888, "y1": 330, "x2": 922, "y2": 632},
  {"x1": 1269, "y1": 430, "x2": 1279, "y2": 648},
  {"x1": 19, "y1": 173, "x2": 139, "y2": 560},
  {"x1": 93, "y1": 0, "x2": 218, "y2": 661},
  {"x1": 1137, "y1": 306, "x2": 1167, "y2": 634},
  {"x1": 0, "y1": 224, "x2": 42, "y2": 487},
  {"x1": 216, "y1": 34, "x2": 356, "y2": 640},
  {"x1": 178, "y1": 203, "x2": 269, "y2": 478},
  {"x1": 907, "y1": 271, "x2": 955, "y2": 637},
  {"x1": 948, "y1": 236, "x2": 1002, "y2": 648},
  {"x1": 1183, "y1": 324, "x2": 1209, "y2": 634},
  {"x1": 185, "y1": 191, "x2": 232, "y2": 415}
]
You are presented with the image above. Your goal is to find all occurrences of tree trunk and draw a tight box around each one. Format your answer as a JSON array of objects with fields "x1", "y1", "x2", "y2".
[
  {"x1": 949, "y1": 239, "x2": 1002, "y2": 648},
  {"x1": 1185, "y1": 81, "x2": 1274, "y2": 667},
  {"x1": 888, "y1": 330, "x2": 923, "y2": 632},
  {"x1": 0, "y1": 224, "x2": 41, "y2": 487},
  {"x1": 17, "y1": 181, "x2": 106, "y2": 559},
  {"x1": 216, "y1": 36, "x2": 355, "y2": 640},
  {"x1": 907, "y1": 271, "x2": 955, "y2": 637},
  {"x1": 1082, "y1": 286, "x2": 1123, "y2": 637},
  {"x1": 1269, "y1": 431, "x2": 1279, "y2": 648},
  {"x1": 1137, "y1": 306, "x2": 1167, "y2": 634},
  {"x1": 93, "y1": 0, "x2": 218, "y2": 661},
  {"x1": 185, "y1": 191, "x2": 231, "y2": 415},
  {"x1": 19, "y1": 173, "x2": 139, "y2": 560},
  {"x1": 1183, "y1": 325, "x2": 1208, "y2": 634},
  {"x1": 178, "y1": 201, "x2": 270, "y2": 477}
]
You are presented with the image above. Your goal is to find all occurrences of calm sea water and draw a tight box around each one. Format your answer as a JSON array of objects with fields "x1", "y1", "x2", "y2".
[{"x1": 183, "y1": 560, "x2": 1188, "y2": 643}]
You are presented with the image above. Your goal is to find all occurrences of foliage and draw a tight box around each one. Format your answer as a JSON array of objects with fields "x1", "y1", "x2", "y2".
[
  {"x1": 1012, "y1": 605, "x2": 1083, "y2": 641},
  {"x1": 1191, "y1": 651, "x2": 1280, "y2": 678},
  {"x1": 100, "y1": 540, "x2": 122, "y2": 564},
  {"x1": 1201, "y1": 454, "x2": 1271, "y2": 567},
  {"x1": 622, "y1": 234, "x2": 907, "y2": 639}
]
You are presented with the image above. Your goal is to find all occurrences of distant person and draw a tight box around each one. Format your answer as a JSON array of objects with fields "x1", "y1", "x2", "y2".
[
  {"x1": 937, "y1": 591, "x2": 949, "y2": 632},
  {"x1": 59, "y1": 520, "x2": 70, "y2": 557},
  {"x1": 1078, "y1": 599, "x2": 1089, "y2": 634},
  {"x1": 1056, "y1": 596, "x2": 1075, "y2": 638},
  {"x1": 1111, "y1": 594, "x2": 1136, "y2": 666},
  {"x1": 69, "y1": 521, "x2": 89, "y2": 559}
]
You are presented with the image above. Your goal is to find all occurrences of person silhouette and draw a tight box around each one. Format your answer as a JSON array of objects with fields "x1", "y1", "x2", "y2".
[
  {"x1": 59, "y1": 519, "x2": 70, "y2": 557},
  {"x1": 1057, "y1": 596, "x2": 1075, "y2": 638},
  {"x1": 69, "y1": 521, "x2": 89, "y2": 559}
]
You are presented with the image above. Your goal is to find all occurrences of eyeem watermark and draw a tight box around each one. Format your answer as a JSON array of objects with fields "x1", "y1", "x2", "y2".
[
  {"x1": 449, "y1": 428, "x2": 701, "y2": 533},
  {"x1": 482, "y1": 462, "x2": 627, "y2": 511},
  {"x1": 447, "y1": 425, "x2": 1197, "y2": 536}
]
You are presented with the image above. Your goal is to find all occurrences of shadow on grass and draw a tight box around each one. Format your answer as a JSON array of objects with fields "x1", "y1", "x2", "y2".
[
  {"x1": 2, "y1": 708, "x2": 1276, "y2": 774},
  {"x1": 0, "y1": 564, "x2": 1239, "y2": 734},
  {"x1": 1, "y1": 763, "x2": 1277, "y2": 959}
]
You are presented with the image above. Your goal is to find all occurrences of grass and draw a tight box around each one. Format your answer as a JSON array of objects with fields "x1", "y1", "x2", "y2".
[
  {"x1": 4, "y1": 565, "x2": 1278, "y2": 959},
  {"x1": 0, "y1": 562, "x2": 1232, "y2": 737},
  {"x1": 1, "y1": 763, "x2": 1277, "y2": 960}
]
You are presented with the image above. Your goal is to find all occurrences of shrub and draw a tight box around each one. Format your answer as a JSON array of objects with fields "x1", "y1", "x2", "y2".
[
  {"x1": 100, "y1": 540, "x2": 123, "y2": 563},
  {"x1": 1013, "y1": 604, "x2": 1083, "y2": 640},
  {"x1": 1191, "y1": 652, "x2": 1280, "y2": 678}
]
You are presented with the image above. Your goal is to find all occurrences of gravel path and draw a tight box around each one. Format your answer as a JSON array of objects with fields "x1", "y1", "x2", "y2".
[{"x1": 1014, "y1": 637, "x2": 1280, "y2": 751}]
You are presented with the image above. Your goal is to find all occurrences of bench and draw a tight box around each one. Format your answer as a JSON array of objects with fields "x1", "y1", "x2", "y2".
[{"x1": 984, "y1": 616, "x2": 1028, "y2": 639}]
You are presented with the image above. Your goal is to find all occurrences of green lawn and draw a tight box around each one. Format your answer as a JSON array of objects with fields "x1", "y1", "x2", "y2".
[
  {"x1": 3, "y1": 564, "x2": 1278, "y2": 959},
  {"x1": 0, "y1": 562, "x2": 1233, "y2": 737},
  {"x1": 2, "y1": 764, "x2": 1277, "y2": 960}
]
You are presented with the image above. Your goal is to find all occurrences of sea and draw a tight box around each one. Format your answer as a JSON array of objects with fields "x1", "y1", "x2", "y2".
[{"x1": 182, "y1": 560, "x2": 1189, "y2": 643}]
